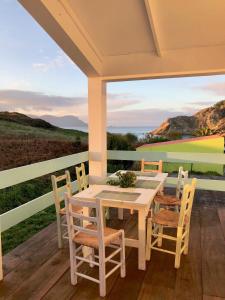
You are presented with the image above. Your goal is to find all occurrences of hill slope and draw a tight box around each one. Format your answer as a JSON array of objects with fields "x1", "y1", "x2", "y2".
[
  {"x1": 152, "y1": 100, "x2": 225, "y2": 136},
  {"x1": 0, "y1": 112, "x2": 55, "y2": 129},
  {"x1": 39, "y1": 114, "x2": 87, "y2": 128},
  {"x1": 0, "y1": 112, "x2": 88, "y2": 170}
]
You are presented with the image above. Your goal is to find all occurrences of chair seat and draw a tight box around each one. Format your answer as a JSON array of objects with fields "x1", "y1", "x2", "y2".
[
  {"x1": 60, "y1": 205, "x2": 82, "y2": 215},
  {"x1": 154, "y1": 194, "x2": 181, "y2": 206},
  {"x1": 73, "y1": 224, "x2": 122, "y2": 249},
  {"x1": 152, "y1": 209, "x2": 188, "y2": 227}
]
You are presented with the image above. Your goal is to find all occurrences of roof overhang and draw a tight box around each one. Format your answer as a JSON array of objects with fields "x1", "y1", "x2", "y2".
[{"x1": 19, "y1": 0, "x2": 225, "y2": 81}]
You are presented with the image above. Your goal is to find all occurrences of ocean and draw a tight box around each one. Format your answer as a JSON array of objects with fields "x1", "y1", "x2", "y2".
[{"x1": 67, "y1": 126, "x2": 155, "y2": 139}]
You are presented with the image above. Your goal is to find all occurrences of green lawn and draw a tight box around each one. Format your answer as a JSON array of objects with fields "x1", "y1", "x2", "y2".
[
  {"x1": 0, "y1": 120, "x2": 88, "y2": 142},
  {"x1": 137, "y1": 136, "x2": 224, "y2": 175}
]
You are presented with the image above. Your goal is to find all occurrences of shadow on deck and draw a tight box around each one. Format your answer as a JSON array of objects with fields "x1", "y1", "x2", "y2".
[{"x1": 1, "y1": 188, "x2": 225, "y2": 300}]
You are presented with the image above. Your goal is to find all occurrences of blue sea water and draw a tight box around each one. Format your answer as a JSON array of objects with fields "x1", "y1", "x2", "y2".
[{"x1": 68, "y1": 126, "x2": 155, "y2": 139}]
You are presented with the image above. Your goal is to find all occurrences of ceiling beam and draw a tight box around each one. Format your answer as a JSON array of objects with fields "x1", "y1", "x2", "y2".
[
  {"x1": 144, "y1": 0, "x2": 162, "y2": 57},
  {"x1": 19, "y1": 0, "x2": 103, "y2": 76},
  {"x1": 102, "y1": 44, "x2": 225, "y2": 81}
]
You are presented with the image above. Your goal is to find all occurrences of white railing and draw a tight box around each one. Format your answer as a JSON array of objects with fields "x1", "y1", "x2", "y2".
[
  {"x1": 0, "y1": 149, "x2": 224, "y2": 280},
  {"x1": 0, "y1": 151, "x2": 88, "y2": 280}
]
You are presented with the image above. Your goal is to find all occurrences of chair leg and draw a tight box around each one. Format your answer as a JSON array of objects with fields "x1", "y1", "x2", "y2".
[
  {"x1": 89, "y1": 248, "x2": 95, "y2": 268},
  {"x1": 183, "y1": 225, "x2": 190, "y2": 255},
  {"x1": 56, "y1": 213, "x2": 63, "y2": 249},
  {"x1": 157, "y1": 225, "x2": 163, "y2": 247},
  {"x1": 105, "y1": 207, "x2": 110, "y2": 220},
  {"x1": 146, "y1": 219, "x2": 152, "y2": 261},
  {"x1": 70, "y1": 242, "x2": 77, "y2": 285},
  {"x1": 120, "y1": 232, "x2": 126, "y2": 278},
  {"x1": 99, "y1": 247, "x2": 106, "y2": 297},
  {"x1": 175, "y1": 237, "x2": 182, "y2": 269},
  {"x1": 154, "y1": 202, "x2": 160, "y2": 214}
]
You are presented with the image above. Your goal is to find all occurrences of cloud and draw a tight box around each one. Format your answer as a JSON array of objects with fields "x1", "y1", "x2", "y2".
[
  {"x1": 187, "y1": 100, "x2": 215, "y2": 106},
  {"x1": 198, "y1": 82, "x2": 225, "y2": 96},
  {"x1": 0, "y1": 90, "x2": 140, "y2": 116},
  {"x1": 0, "y1": 89, "x2": 86, "y2": 114},
  {"x1": 107, "y1": 108, "x2": 186, "y2": 127},
  {"x1": 0, "y1": 89, "x2": 190, "y2": 126},
  {"x1": 32, "y1": 53, "x2": 67, "y2": 72},
  {"x1": 108, "y1": 93, "x2": 140, "y2": 110}
]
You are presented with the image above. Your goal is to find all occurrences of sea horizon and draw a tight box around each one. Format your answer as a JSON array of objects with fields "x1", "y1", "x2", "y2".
[{"x1": 64, "y1": 126, "x2": 156, "y2": 138}]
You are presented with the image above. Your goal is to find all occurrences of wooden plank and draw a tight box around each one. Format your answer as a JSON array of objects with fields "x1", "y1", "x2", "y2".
[
  {"x1": 107, "y1": 248, "x2": 146, "y2": 300},
  {"x1": 8, "y1": 249, "x2": 70, "y2": 300},
  {"x1": 108, "y1": 150, "x2": 225, "y2": 165},
  {"x1": 201, "y1": 208, "x2": 225, "y2": 298},
  {"x1": 3, "y1": 222, "x2": 57, "y2": 275},
  {"x1": 43, "y1": 210, "x2": 137, "y2": 299},
  {"x1": 138, "y1": 250, "x2": 176, "y2": 300},
  {"x1": 203, "y1": 295, "x2": 225, "y2": 300},
  {"x1": 0, "y1": 181, "x2": 78, "y2": 232},
  {"x1": 166, "y1": 177, "x2": 225, "y2": 192},
  {"x1": 0, "y1": 151, "x2": 88, "y2": 189},
  {"x1": 217, "y1": 207, "x2": 225, "y2": 239},
  {"x1": 174, "y1": 209, "x2": 202, "y2": 300},
  {"x1": 0, "y1": 223, "x2": 58, "y2": 298},
  {"x1": 200, "y1": 208, "x2": 224, "y2": 241}
]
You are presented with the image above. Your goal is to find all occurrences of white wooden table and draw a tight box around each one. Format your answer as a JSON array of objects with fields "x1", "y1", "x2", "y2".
[
  {"x1": 75, "y1": 172, "x2": 168, "y2": 270},
  {"x1": 109, "y1": 171, "x2": 168, "y2": 220}
]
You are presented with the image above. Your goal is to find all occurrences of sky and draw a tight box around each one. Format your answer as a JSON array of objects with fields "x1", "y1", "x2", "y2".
[{"x1": 0, "y1": 0, "x2": 225, "y2": 128}]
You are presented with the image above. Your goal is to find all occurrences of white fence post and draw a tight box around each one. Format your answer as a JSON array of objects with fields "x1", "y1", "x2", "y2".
[{"x1": 0, "y1": 222, "x2": 3, "y2": 281}]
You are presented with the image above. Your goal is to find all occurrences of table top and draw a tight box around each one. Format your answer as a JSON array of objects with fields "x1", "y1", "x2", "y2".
[
  {"x1": 109, "y1": 170, "x2": 168, "y2": 182},
  {"x1": 75, "y1": 184, "x2": 156, "y2": 208},
  {"x1": 74, "y1": 171, "x2": 168, "y2": 209}
]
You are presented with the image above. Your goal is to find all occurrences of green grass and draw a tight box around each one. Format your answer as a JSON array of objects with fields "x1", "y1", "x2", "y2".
[
  {"x1": 0, "y1": 120, "x2": 88, "y2": 142},
  {"x1": 2, "y1": 205, "x2": 56, "y2": 254}
]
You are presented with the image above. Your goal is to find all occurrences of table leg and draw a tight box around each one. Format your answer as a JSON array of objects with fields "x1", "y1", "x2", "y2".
[
  {"x1": 82, "y1": 207, "x2": 94, "y2": 266},
  {"x1": 118, "y1": 208, "x2": 124, "y2": 220},
  {"x1": 138, "y1": 209, "x2": 146, "y2": 270}
]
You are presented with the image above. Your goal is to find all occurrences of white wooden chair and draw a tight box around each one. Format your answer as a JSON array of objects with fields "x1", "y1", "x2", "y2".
[
  {"x1": 146, "y1": 178, "x2": 197, "y2": 268},
  {"x1": 129, "y1": 159, "x2": 163, "y2": 216},
  {"x1": 76, "y1": 162, "x2": 110, "y2": 221},
  {"x1": 154, "y1": 166, "x2": 188, "y2": 211},
  {"x1": 64, "y1": 193, "x2": 126, "y2": 297},
  {"x1": 141, "y1": 159, "x2": 163, "y2": 173},
  {"x1": 75, "y1": 163, "x2": 88, "y2": 192},
  {"x1": 51, "y1": 171, "x2": 82, "y2": 248}
]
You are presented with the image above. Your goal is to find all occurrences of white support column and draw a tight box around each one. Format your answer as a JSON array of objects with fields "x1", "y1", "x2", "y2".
[
  {"x1": 0, "y1": 227, "x2": 3, "y2": 281},
  {"x1": 88, "y1": 78, "x2": 107, "y2": 184}
]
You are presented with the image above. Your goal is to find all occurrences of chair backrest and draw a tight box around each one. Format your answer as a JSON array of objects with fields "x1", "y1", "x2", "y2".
[
  {"x1": 178, "y1": 178, "x2": 197, "y2": 228},
  {"x1": 76, "y1": 163, "x2": 88, "y2": 192},
  {"x1": 141, "y1": 159, "x2": 163, "y2": 173},
  {"x1": 51, "y1": 170, "x2": 72, "y2": 212},
  {"x1": 176, "y1": 167, "x2": 189, "y2": 199},
  {"x1": 64, "y1": 193, "x2": 104, "y2": 249}
]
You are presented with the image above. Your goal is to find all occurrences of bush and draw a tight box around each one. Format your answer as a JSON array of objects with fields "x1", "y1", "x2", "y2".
[
  {"x1": 166, "y1": 131, "x2": 182, "y2": 140},
  {"x1": 107, "y1": 133, "x2": 136, "y2": 173}
]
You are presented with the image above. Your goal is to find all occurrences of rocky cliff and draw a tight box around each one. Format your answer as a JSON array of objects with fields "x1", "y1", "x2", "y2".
[{"x1": 151, "y1": 100, "x2": 225, "y2": 136}]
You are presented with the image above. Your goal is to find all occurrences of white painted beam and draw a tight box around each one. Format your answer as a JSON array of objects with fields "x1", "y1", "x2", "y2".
[
  {"x1": 144, "y1": 0, "x2": 162, "y2": 57},
  {"x1": 88, "y1": 78, "x2": 107, "y2": 184},
  {"x1": 19, "y1": 0, "x2": 102, "y2": 76},
  {"x1": 102, "y1": 44, "x2": 225, "y2": 81}
]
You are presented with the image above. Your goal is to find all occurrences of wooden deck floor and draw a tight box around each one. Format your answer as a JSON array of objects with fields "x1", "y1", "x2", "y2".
[{"x1": 1, "y1": 188, "x2": 225, "y2": 300}]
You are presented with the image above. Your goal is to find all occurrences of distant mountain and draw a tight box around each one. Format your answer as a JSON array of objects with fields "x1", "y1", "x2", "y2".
[
  {"x1": 37, "y1": 115, "x2": 87, "y2": 128},
  {"x1": 0, "y1": 111, "x2": 55, "y2": 129},
  {"x1": 152, "y1": 100, "x2": 225, "y2": 136}
]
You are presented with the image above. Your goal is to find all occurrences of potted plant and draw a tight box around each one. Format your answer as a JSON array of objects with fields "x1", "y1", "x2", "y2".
[{"x1": 107, "y1": 171, "x2": 137, "y2": 188}]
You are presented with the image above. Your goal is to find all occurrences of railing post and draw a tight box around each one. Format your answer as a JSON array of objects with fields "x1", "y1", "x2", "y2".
[
  {"x1": 0, "y1": 221, "x2": 3, "y2": 281},
  {"x1": 88, "y1": 78, "x2": 107, "y2": 184}
]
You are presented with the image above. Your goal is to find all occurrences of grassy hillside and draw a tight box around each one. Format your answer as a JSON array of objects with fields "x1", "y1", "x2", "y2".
[
  {"x1": 0, "y1": 116, "x2": 88, "y2": 171},
  {"x1": 0, "y1": 113, "x2": 88, "y2": 253},
  {"x1": 0, "y1": 119, "x2": 87, "y2": 142}
]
